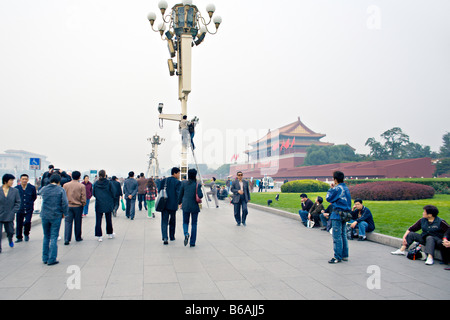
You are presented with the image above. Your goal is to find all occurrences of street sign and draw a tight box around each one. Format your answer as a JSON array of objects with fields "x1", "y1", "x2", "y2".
[{"x1": 29, "y1": 158, "x2": 41, "y2": 170}]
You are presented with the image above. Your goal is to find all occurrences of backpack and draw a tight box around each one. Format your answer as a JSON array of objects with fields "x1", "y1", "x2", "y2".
[{"x1": 407, "y1": 243, "x2": 425, "y2": 261}]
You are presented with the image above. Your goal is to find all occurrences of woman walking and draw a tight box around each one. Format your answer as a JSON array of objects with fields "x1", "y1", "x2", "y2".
[
  {"x1": 39, "y1": 173, "x2": 68, "y2": 265},
  {"x1": 81, "y1": 175, "x2": 93, "y2": 217},
  {"x1": 93, "y1": 170, "x2": 115, "y2": 242},
  {"x1": 178, "y1": 169, "x2": 203, "y2": 247},
  {"x1": 145, "y1": 178, "x2": 157, "y2": 219},
  {"x1": 0, "y1": 174, "x2": 21, "y2": 253}
]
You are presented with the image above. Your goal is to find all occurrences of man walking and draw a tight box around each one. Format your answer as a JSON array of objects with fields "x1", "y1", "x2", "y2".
[
  {"x1": 326, "y1": 171, "x2": 352, "y2": 264},
  {"x1": 123, "y1": 171, "x2": 138, "y2": 220},
  {"x1": 63, "y1": 171, "x2": 86, "y2": 245},
  {"x1": 110, "y1": 176, "x2": 123, "y2": 217},
  {"x1": 137, "y1": 173, "x2": 148, "y2": 211},
  {"x1": 206, "y1": 177, "x2": 219, "y2": 208},
  {"x1": 159, "y1": 167, "x2": 181, "y2": 244},
  {"x1": 15, "y1": 174, "x2": 37, "y2": 242},
  {"x1": 231, "y1": 171, "x2": 251, "y2": 226}
]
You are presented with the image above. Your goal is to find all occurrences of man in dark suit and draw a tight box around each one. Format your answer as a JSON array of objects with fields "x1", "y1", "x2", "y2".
[
  {"x1": 231, "y1": 171, "x2": 251, "y2": 226},
  {"x1": 159, "y1": 167, "x2": 181, "y2": 244}
]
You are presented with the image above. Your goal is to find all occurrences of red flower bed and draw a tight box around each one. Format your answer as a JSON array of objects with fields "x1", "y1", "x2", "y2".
[{"x1": 348, "y1": 181, "x2": 435, "y2": 201}]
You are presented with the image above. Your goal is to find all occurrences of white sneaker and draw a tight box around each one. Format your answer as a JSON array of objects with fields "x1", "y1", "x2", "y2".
[
  {"x1": 97, "y1": 237, "x2": 103, "y2": 242},
  {"x1": 425, "y1": 256, "x2": 434, "y2": 265},
  {"x1": 391, "y1": 249, "x2": 406, "y2": 255},
  {"x1": 108, "y1": 233, "x2": 115, "y2": 239}
]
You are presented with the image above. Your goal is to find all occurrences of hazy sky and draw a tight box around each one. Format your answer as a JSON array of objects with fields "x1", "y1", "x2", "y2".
[{"x1": 1, "y1": 0, "x2": 449, "y2": 177}]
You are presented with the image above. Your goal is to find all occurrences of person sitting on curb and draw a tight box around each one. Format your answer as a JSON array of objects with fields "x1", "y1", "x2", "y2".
[
  {"x1": 298, "y1": 194, "x2": 314, "y2": 227},
  {"x1": 307, "y1": 196, "x2": 324, "y2": 228},
  {"x1": 443, "y1": 229, "x2": 450, "y2": 270},
  {"x1": 391, "y1": 205, "x2": 449, "y2": 266},
  {"x1": 320, "y1": 204, "x2": 333, "y2": 232},
  {"x1": 348, "y1": 199, "x2": 375, "y2": 241}
]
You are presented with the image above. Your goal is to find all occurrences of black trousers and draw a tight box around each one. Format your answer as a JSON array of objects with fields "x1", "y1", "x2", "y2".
[
  {"x1": 64, "y1": 206, "x2": 83, "y2": 242},
  {"x1": 95, "y1": 212, "x2": 113, "y2": 237},
  {"x1": 16, "y1": 210, "x2": 33, "y2": 239},
  {"x1": 233, "y1": 196, "x2": 248, "y2": 224},
  {"x1": 161, "y1": 209, "x2": 176, "y2": 241},
  {"x1": 138, "y1": 194, "x2": 147, "y2": 210}
]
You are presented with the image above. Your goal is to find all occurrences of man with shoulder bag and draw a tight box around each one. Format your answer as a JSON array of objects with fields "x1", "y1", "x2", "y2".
[
  {"x1": 158, "y1": 167, "x2": 181, "y2": 245},
  {"x1": 326, "y1": 171, "x2": 352, "y2": 264}
]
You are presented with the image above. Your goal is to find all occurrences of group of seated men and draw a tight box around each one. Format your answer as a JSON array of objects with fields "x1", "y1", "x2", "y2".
[{"x1": 298, "y1": 193, "x2": 375, "y2": 241}]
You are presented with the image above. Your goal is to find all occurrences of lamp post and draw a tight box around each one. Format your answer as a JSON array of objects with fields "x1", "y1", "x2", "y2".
[
  {"x1": 147, "y1": 0, "x2": 222, "y2": 180},
  {"x1": 147, "y1": 133, "x2": 165, "y2": 178}
]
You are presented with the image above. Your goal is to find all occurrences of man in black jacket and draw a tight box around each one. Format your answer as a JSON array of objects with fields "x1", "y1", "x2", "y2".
[
  {"x1": 298, "y1": 194, "x2": 314, "y2": 227},
  {"x1": 15, "y1": 174, "x2": 37, "y2": 242},
  {"x1": 93, "y1": 170, "x2": 115, "y2": 242},
  {"x1": 159, "y1": 167, "x2": 181, "y2": 244},
  {"x1": 110, "y1": 176, "x2": 123, "y2": 217}
]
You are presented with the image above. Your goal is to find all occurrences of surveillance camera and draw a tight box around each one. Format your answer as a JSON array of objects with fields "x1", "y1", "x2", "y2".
[{"x1": 158, "y1": 103, "x2": 164, "y2": 114}]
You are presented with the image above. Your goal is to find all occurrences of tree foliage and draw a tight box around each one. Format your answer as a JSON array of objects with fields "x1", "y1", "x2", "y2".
[
  {"x1": 365, "y1": 127, "x2": 434, "y2": 160},
  {"x1": 439, "y1": 132, "x2": 450, "y2": 158},
  {"x1": 303, "y1": 144, "x2": 363, "y2": 166}
]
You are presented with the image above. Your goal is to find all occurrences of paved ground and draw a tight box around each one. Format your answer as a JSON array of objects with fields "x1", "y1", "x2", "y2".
[{"x1": 0, "y1": 199, "x2": 449, "y2": 300}]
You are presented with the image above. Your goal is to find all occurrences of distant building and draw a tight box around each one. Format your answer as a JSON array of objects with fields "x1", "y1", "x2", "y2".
[
  {"x1": 230, "y1": 117, "x2": 334, "y2": 177},
  {"x1": 229, "y1": 118, "x2": 435, "y2": 180},
  {"x1": 0, "y1": 150, "x2": 51, "y2": 179}
]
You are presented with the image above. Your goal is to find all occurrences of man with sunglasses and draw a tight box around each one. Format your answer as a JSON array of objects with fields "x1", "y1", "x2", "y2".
[{"x1": 231, "y1": 171, "x2": 251, "y2": 226}]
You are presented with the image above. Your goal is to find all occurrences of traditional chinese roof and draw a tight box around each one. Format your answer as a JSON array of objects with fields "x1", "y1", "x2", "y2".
[{"x1": 249, "y1": 117, "x2": 329, "y2": 147}]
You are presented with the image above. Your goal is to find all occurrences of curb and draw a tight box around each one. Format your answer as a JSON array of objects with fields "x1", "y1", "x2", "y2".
[{"x1": 247, "y1": 203, "x2": 444, "y2": 261}]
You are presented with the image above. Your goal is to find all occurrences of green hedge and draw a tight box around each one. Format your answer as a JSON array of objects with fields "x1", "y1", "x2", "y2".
[
  {"x1": 345, "y1": 178, "x2": 450, "y2": 194},
  {"x1": 281, "y1": 179, "x2": 330, "y2": 193}
]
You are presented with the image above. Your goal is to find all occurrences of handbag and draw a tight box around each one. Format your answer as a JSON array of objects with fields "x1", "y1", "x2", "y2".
[
  {"x1": 155, "y1": 179, "x2": 168, "y2": 212},
  {"x1": 121, "y1": 198, "x2": 126, "y2": 211},
  {"x1": 195, "y1": 183, "x2": 202, "y2": 204}
]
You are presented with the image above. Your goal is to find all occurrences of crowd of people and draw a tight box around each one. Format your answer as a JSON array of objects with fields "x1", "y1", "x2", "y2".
[
  {"x1": 0, "y1": 163, "x2": 253, "y2": 265},
  {"x1": 1, "y1": 166, "x2": 449, "y2": 270}
]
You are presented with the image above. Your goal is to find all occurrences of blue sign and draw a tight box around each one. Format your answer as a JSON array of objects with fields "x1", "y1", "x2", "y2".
[{"x1": 29, "y1": 158, "x2": 41, "y2": 170}]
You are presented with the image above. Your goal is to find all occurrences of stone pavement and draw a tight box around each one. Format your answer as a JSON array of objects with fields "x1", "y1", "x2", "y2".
[{"x1": 0, "y1": 199, "x2": 449, "y2": 300}]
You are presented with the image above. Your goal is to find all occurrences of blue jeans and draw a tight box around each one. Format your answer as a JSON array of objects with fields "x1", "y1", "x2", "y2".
[
  {"x1": 41, "y1": 218, "x2": 62, "y2": 264},
  {"x1": 331, "y1": 219, "x2": 348, "y2": 261},
  {"x1": 320, "y1": 213, "x2": 331, "y2": 231},
  {"x1": 349, "y1": 220, "x2": 369, "y2": 237},
  {"x1": 83, "y1": 198, "x2": 90, "y2": 215},
  {"x1": 183, "y1": 211, "x2": 199, "y2": 245},
  {"x1": 298, "y1": 210, "x2": 309, "y2": 225},
  {"x1": 126, "y1": 198, "x2": 136, "y2": 219}
]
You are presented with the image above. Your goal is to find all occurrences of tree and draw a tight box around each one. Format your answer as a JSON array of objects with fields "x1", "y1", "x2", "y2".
[
  {"x1": 380, "y1": 127, "x2": 410, "y2": 159},
  {"x1": 303, "y1": 144, "x2": 360, "y2": 166},
  {"x1": 435, "y1": 158, "x2": 450, "y2": 176},
  {"x1": 439, "y1": 132, "x2": 450, "y2": 158},
  {"x1": 365, "y1": 137, "x2": 390, "y2": 160},
  {"x1": 365, "y1": 127, "x2": 433, "y2": 160}
]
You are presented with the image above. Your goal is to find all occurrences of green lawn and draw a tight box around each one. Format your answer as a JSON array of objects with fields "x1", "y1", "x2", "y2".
[{"x1": 250, "y1": 192, "x2": 450, "y2": 239}]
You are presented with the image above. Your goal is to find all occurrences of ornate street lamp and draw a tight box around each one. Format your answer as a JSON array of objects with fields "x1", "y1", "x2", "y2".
[{"x1": 147, "y1": 0, "x2": 222, "y2": 180}]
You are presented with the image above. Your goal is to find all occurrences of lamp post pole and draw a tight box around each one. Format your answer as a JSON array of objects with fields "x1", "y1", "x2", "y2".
[{"x1": 148, "y1": 0, "x2": 222, "y2": 180}]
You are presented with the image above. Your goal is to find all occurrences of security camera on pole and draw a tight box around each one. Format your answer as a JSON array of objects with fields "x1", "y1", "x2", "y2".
[{"x1": 148, "y1": 0, "x2": 222, "y2": 180}]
